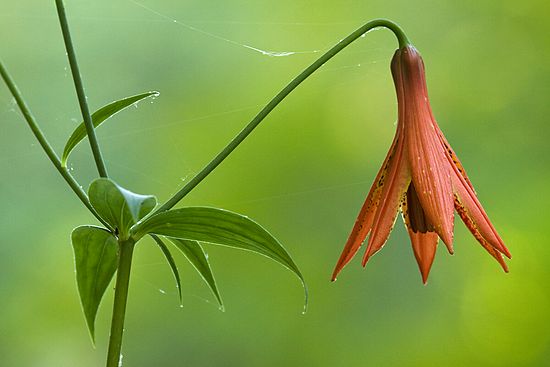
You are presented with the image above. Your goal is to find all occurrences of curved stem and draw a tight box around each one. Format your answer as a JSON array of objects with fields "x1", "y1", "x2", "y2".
[
  {"x1": 55, "y1": 0, "x2": 109, "y2": 178},
  {"x1": 106, "y1": 239, "x2": 135, "y2": 367},
  {"x1": 0, "y1": 60, "x2": 112, "y2": 230},
  {"x1": 154, "y1": 19, "x2": 410, "y2": 213},
  {"x1": 375, "y1": 19, "x2": 410, "y2": 48}
]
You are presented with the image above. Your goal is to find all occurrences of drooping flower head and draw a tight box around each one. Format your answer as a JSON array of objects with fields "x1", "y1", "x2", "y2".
[{"x1": 332, "y1": 45, "x2": 510, "y2": 283}]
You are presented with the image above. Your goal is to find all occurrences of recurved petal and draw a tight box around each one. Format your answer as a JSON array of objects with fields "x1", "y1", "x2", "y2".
[
  {"x1": 363, "y1": 138, "x2": 410, "y2": 265},
  {"x1": 402, "y1": 184, "x2": 439, "y2": 284},
  {"x1": 332, "y1": 135, "x2": 399, "y2": 280},
  {"x1": 453, "y1": 172, "x2": 511, "y2": 260},
  {"x1": 436, "y1": 129, "x2": 475, "y2": 192},
  {"x1": 455, "y1": 196, "x2": 509, "y2": 272}
]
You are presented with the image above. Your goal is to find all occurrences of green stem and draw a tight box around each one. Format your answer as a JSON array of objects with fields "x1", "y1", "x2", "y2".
[
  {"x1": 106, "y1": 239, "x2": 135, "y2": 367},
  {"x1": 55, "y1": 0, "x2": 108, "y2": 178},
  {"x1": 154, "y1": 19, "x2": 410, "y2": 213},
  {"x1": 0, "y1": 60, "x2": 112, "y2": 229}
]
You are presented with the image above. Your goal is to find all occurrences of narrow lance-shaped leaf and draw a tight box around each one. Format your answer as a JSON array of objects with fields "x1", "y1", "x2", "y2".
[
  {"x1": 150, "y1": 234, "x2": 182, "y2": 303},
  {"x1": 131, "y1": 207, "x2": 307, "y2": 309},
  {"x1": 61, "y1": 91, "x2": 159, "y2": 167},
  {"x1": 72, "y1": 225, "x2": 119, "y2": 343},
  {"x1": 89, "y1": 178, "x2": 156, "y2": 239},
  {"x1": 168, "y1": 237, "x2": 223, "y2": 309}
]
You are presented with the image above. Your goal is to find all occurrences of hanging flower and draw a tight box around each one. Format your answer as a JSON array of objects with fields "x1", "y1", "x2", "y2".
[{"x1": 332, "y1": 45, "x2": 510, "y2": 283}]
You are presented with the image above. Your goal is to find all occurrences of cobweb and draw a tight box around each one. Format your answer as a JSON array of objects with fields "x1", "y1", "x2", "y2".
[
  {"x1": 1, "y1": 0, "x2": 395, "y2": 300},
  {"x1": 1, "y1": 0, "x2": 395, "y2": 206},
  {"x1": 118, "y1": 0, "x2": 393, "y2": 298},
  {"x1": 81, "y1": 1, "x2": 390, "y2": 193},
  {"x1": 129, "y1": 0, "x2": 324, "y2": 57}
]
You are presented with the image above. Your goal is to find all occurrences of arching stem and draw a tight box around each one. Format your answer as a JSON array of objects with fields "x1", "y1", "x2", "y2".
[{"x1": 154, "y1": 19, "x2": 411, "y2": 214}]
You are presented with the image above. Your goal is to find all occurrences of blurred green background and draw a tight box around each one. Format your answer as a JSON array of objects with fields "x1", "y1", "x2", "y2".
[{"x1": 1, "y1": 0, "x2": 549, "y2": 366}]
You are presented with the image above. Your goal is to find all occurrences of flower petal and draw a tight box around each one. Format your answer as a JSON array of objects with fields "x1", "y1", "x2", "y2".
[
  {"x1": 396, "y1": 47, "x2": 455, "y2": 249},
  {"x1": 402, "y1": 184, "x2": 439, "y2": 284},
  {"x1": 437, "y1": 130, "x2": 510, "y2": 263},
  {"x1": 362, "y1": 135, "x2": 410, "y2": 265},
  {"x1": 437, "y1": 130, "x2": 475, "y2": 192},
  {"x1": 332, "y1": 135, "x2": 399, "y2": 280},
  {"x1": 454, "y1": 194, "x2": 509, "y2": 272},
  {"x1": 453, "y1": 172, "x2": 511, "y2": 260},
  {"x1": 406, "y1": 125, "x2": 455, "y2": 249},
  {"x1": 410, "y1": 231, "x2": 439, "y2": 284}
]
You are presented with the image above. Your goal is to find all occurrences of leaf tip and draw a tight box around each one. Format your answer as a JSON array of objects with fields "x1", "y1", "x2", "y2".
[
  {"x1": 213, "y1": 289, "x2": 224, "y2": 310},
  {"x1": 84, "y1": 312, "x2": 97, "y2": 348},
  {"x1": 301, "y1": 282, "x2": 309, "y2": 314},
  {"x1": 89, "y1": 329, "x2": 97, "y2": 348}
]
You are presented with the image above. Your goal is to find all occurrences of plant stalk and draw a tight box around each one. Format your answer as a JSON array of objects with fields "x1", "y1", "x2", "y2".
[
  {"x1": 55, "y1": 0, "x2": 109, "y2": 178},
  {"x1": 0, "y1": 60, "x2": 111, "y2": 229},
  {"x1": 154, "y1": 19, "x2": 410, "y2": 214},
  {"x1": 106, "y1": 239, "x2": 135, "y2": 367}
]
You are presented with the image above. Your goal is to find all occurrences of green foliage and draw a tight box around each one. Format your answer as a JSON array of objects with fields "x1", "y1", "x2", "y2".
[
  {"x1": 61, "y1": 92, "x2": 159, "y2": 168},
  {"x1": 150, "y1": 235, "x2": 182, "y2": 303},
  {"x1": 131, "y1": 206, "x2": 307, "y2": 305},
  {"x1": 73, "y1": 180, "x2": 305, "y2": 345},
  {"x1": 72, "y1": 225, "x2": 119, "y2": 343},
  {"x1": 168, "y1": 237, "x2": 223, "y2": 309},
  {"x1": 89, "y1": 178, "x2": 156, "y2": 239}
]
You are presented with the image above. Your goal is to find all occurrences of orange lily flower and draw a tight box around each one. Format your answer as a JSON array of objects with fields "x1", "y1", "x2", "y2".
[{"x1": 332, "y1": 45, "x2": 511, "y2": 283}]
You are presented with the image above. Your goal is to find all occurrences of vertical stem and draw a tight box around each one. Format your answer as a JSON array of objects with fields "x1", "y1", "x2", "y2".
[
  {"x1": 106, "y1": 239, "x2": 135, "y2": 367},
  {"x1": 55, "y1": 0, "x2": 108, "y2": 178}
]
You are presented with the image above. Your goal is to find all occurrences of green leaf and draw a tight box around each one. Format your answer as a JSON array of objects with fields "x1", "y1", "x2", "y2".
[
  {"x1": 72, "y1": 225, "x2": 119, "y2": 343},
  {"x1": 89, "y1": 178, "x2": 156, "y2": 239},
  {"x1": 131, "y1": 207, "x2": 307, "y2": 308},
  {"x1": 61, "y1": 91, "x2": 159, "y2": 167},
  {"x1": 168, "y1": 237, "x2": 223, "y2": 309},
  {"x1": 150, "y1": 234, "x2": 182, "y2": 303}
]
